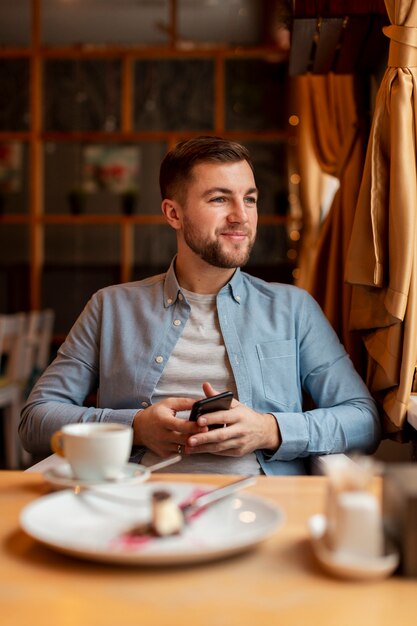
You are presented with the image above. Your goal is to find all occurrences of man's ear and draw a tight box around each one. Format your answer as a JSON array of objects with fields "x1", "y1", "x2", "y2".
[{"x1": 161, "y1": 199, "x2": 182, "y2": 230}]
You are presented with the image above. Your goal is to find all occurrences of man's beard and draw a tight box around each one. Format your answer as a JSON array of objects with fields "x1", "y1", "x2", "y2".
[{"x1": 182, "y1": 217, "x2": 255, "y2": 269}]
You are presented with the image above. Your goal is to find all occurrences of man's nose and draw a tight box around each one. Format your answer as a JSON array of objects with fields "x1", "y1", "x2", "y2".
[{"x1": 227, "y1": 199, "x2": 249, "y2": 223}]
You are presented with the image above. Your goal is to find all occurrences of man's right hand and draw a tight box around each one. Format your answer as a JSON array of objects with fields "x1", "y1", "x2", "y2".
[{"x1": 132, "y1": 397, "x2": 206, "y2": 457}]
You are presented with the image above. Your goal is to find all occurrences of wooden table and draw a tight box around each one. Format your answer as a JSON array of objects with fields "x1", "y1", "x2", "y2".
[{"x1": 1, "y1": 471, "x2": 416, "y2": 626}]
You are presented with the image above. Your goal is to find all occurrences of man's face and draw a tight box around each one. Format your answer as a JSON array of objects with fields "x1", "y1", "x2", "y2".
[{"x1": 179, "y1": 160, "x2": 258, "y2": 269}]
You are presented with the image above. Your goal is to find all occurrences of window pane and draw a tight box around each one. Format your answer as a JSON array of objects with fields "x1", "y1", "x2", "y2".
[
  {"x1": 243, "y1": 140, "x2": 293, "y2": 282},
  {"x1": 44, "y1": 224, "x2": 120, "y2": 335},
  {"x1": 44, "y1": 143, "x2": 84, "y2": 215},
  {"x1": 249, "y1": 223, "x2": 288, "y2": 265},
  {"x1": 134, "y1": 60, "x2": 214, "y2": 131},
  {"x1": 0, "y1": 60, "x2": 30, "y2": 131},
  {"x1": 0, "y1": 142, "x2": 29, "y2": 214},
  {"x1": 0, "y1": 225, "x2": 29, "y2": 312},
  {"x1": 246, "y1": 223, "x2": 293, "y2": 284},
  {"x1": 42, "y1": 0, "x2": 169, "y2": 46},
  {"x1": 133, "y1": 225, "x2": 177, "y2": 279},
  {"x1": 43, "y1": 266, "x2": 120, "y2": 336},
  {"x1": 130, "y1": 141, "x2": 167, "y2": 214},
  {"x1": 0, "y1": 224, "x2": 29, "y2": 265},
  {"x1": 44, "y1": 142, "x2": 165, "y2": 215},
  {"x1": 245, "y1": 141, "x2": 289, "y2": 215},
  {"x1": 45, "y1": 225, "x2": 120, "y2": 265},
  {"x1": 178, "y1": 0, "x2": 263, "y2": 45},
  {"x1": 0, "y1": 0, "x2": 30, "y2": 46},
  {"x1": 44, "y1": 60, "x2": 121, "y2": 132},
  {"x1": 226, "y1": 60, "x2": 288, "y2": 130}
]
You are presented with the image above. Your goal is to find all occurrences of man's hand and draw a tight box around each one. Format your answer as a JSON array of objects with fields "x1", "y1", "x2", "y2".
[
  {"x1": 185, "y1": 382, "x2": 281, "y2": 457},
  {"x1": 133, "y1": 397, "x2": 207, "y2": 457}
]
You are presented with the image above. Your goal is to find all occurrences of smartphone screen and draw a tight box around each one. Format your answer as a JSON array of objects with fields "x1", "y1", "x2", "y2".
[{"x1": 189, "y1": 391, "x2": 233, "y2": 429}]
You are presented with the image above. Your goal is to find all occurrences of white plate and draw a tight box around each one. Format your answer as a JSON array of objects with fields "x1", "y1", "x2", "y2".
[
  {"x1": 308, "y1": 514, "x2": 400, "y2": 581},
  {"x1": 43, "y1": 462, "x2": 150, "y2": 488},
  {"x1": 20, "y1": 481, "x2": 283, "y2": 566}
]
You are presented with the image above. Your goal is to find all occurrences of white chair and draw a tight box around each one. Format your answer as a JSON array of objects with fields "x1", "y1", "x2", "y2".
[
  {"x1": 0, "y1": 309, "x2": 55, "y2": 469},
  {"x1": 23, "y1": 309, "x2": 55, "y2": 393},
  {"x1": 0, "y1": 313, "x2": 27, "y2": 468}
]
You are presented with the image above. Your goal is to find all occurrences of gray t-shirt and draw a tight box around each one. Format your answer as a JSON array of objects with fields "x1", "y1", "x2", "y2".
[{"x1": 141, "y1": 289, "x2": 261, "y2": 475}]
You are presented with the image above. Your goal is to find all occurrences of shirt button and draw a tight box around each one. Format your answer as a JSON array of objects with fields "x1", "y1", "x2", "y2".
[
  {"x1": 173, "y1": 319, "x2": 181, "y2": 326},
  {"x1": 141, "y1": 401, "x2": 149, "y2": 408},
  {"x1": 167, "y1": 298, "x2": 173, "y2": 305},
  {"x1": 235, "y1": 295, "x2": 241, "y2": 302},
  {"x1": 178, "y1": 293, "x2": 183, "y2": 301},
  {"x1": 155, "y1": 355, "x2": 164, "y2": 364}
]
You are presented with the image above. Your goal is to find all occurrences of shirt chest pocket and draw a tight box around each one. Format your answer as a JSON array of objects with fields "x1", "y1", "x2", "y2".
[{"x1": 256, "y1": 339, "x2": 299, "y2": 408}]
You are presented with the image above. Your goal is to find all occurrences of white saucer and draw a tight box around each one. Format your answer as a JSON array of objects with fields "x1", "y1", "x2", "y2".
[
  {"x1": 308, "y1": 514, "x2": 400, "y2": 581},
  {"x1": 43, "y1": 462, "x2": 150, "y2": 489}
]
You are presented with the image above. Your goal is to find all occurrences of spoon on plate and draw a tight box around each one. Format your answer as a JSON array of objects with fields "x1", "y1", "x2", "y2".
[
  {"x1": 138, "y1": 475, "x2": 257, "y2": 536},
  {"x1": 74, "y1": 470, "x2": 256, "y2": 516},
  {"x1": 179, "y1": 475, "x2": 257, "y2": 519}
]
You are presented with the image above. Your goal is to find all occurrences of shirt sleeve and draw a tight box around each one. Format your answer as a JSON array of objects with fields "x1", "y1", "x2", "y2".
[
  {"x1": 19, "y1": 291, "x2": 138, "y2": 456},
  {"x1": 264, "y1": 291, "x2": 381, "y2": 462}
]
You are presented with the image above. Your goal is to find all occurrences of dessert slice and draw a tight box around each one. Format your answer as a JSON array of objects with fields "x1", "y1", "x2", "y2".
[{"x1": 151, "y1": 490, "x2": 185, "y2": 537}]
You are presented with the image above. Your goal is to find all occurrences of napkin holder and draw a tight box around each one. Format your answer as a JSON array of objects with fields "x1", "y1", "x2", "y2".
[{"x1": 383, "y1": 463, "x2": 417, "y2": 576}]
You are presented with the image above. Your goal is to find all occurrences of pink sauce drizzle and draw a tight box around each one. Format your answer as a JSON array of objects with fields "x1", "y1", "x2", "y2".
[{"x1": 110, "y1": 488, "x2": 209, "y2": 551}]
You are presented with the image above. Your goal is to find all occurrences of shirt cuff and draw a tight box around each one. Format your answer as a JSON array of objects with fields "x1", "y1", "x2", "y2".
[
  {"x1": 100, "y1": 408, "x2": 138, "y2": 427},
  {"x1": 266, "y1": 412, "x2": 309, "y2": 461}
]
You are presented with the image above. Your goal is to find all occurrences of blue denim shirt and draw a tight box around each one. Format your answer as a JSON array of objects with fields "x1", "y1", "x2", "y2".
[{"x1": 20, "y1": 259, "x2": 381, "y2": 474}]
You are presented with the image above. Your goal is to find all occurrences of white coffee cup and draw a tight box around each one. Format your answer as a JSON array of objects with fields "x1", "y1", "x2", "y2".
[{"x1": 51, "y1": 423, "x2": 133, "y2": 481}]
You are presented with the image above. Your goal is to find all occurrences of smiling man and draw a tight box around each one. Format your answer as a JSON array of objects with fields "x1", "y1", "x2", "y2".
[{"x1": 20, "y1": 136, "x2": 381, "y2": 474}]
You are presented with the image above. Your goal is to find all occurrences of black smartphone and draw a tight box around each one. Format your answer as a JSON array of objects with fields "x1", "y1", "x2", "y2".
[{"x1": 189, "y1": 391, "x2": 233, "y2": 429}]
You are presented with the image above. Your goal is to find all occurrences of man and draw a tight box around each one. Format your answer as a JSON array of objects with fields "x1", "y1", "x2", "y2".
[{"x1": 20, "y1": 136, "x2": 381, "y2": 475}]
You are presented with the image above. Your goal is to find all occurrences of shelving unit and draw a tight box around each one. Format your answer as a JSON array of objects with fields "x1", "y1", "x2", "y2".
[{"x1": 0, "y1": 0, "x2": 298, "y2": 338}]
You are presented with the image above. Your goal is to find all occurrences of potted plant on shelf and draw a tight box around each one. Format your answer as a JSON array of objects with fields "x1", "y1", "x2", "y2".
[
  {"x1": 67, "y1": 184, "x2": 90, "y2": 215},
  {"x1": 121, "y1": 186, "x2": 139, "y2": 215},
  {"x1": 0, "y1": 191, "x2": 6, "y2": 215}
]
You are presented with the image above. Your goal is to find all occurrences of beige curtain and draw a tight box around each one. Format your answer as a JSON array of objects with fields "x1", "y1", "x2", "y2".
[
  {"x1": 295, "y1": 74, "x2": 367, "y2": 375},
  {"x1": 345, "y1": 0, "x2": 417, "y2": 436},
  {"x1": 293, "y1": 77, "x2": 327, "y2": 291}
]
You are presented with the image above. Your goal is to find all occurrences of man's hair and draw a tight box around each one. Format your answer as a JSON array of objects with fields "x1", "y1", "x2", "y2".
[{"x1": 159, "y1": 136, "x2": 254, "y2": 200}]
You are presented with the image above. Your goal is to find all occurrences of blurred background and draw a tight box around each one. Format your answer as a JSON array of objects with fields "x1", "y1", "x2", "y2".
[
  {"x1": 0, "y1": 0, "x2": 300, "y2": 342},
  {"x1": 3, "y1": 0, "x2": 405, "y2": 467},
  {"x1": 0, "y1": 0, "x2": 389, "y2": 338}
]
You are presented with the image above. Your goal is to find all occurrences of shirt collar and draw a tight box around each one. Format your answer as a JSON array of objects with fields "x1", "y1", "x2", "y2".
[
  {"x1": 163, "y1": 257, "x2": 244, "y2": 307},
  {"x1": 220, "y1": 267, "x2": 243, "y2": 304},
  {"x1": 163, "y1": 258, "x2": 183, "y2": 307}
]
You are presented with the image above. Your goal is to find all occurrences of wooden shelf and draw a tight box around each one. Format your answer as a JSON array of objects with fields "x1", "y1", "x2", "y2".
[
  {"x1": 0, "y1": 43, "x2": 288, "y2": 60},
  {"x1": 0, "y1": 0, "x2": 294, "y2": 318},
  {"x1": 0, "y1": 214, "x2": 290, "y2": 225}
]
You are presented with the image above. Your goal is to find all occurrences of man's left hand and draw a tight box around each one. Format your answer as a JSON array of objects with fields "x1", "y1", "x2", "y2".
[{"x1": 185, "y1": 382, "x2": 281, "y2": 456}]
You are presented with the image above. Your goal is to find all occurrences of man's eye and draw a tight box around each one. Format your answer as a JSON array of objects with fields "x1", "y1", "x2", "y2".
[
  {"x1": 245, "y1": 196, "x2": 257, "y2": 205},
  {"x1": 210, "y1": 196, "x2": 226, "y2": 203}
]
